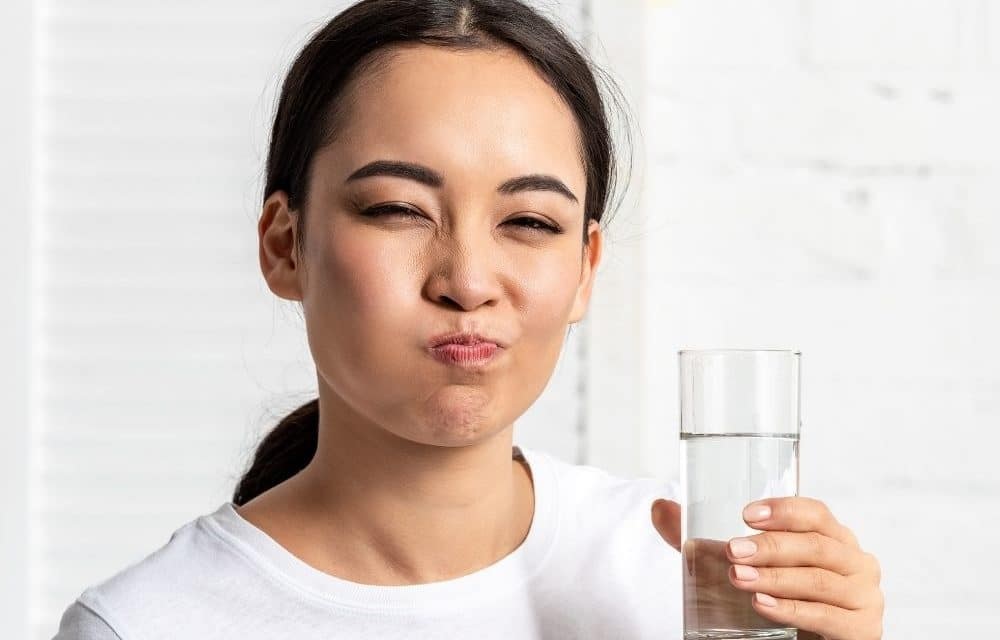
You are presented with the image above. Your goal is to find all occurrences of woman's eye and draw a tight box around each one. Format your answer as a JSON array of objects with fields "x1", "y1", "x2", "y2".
[
  {"x1": 360, "y1": 204, "x2": 420, "y2": 218},
  {"x1": 507, "y1": 216, "x2": 561, "y2": 234}
]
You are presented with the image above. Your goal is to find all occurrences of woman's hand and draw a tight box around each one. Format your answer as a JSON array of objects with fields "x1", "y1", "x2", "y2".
[{"x1": 651, "y1": 496, "x2": 884, "y2": 640}]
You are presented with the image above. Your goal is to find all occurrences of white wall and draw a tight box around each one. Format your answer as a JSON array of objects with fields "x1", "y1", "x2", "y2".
[{"x1": 637, "y1": 0, "x2": 1000, "y2": 637}]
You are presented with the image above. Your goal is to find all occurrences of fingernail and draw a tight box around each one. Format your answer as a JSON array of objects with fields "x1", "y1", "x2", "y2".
[
  {"x1": 732, "y1": 564, "x2": 759, "y2": 582},
  {"x1": 755, "y1": 592, "x2": 778, "y2": 607},
  {"x1": 743, "y1": 502, "x2": 772, "y2": 522},
  {"x1": 729, "y1": 538, "x2": 757, "y2": 558}
]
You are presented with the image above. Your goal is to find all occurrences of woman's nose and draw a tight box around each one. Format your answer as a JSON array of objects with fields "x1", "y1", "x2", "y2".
[{"x1": 423, "y1": 234, "x2": 503, "y2": 312}]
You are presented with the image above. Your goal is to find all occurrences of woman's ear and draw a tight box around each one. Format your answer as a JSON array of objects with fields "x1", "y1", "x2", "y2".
[
  {"x1": 258, "y1": 191, "x2": 306, "y2": 302},
  {"x1": 568, "y1": 219, "x2": 602, "y2": 325}
]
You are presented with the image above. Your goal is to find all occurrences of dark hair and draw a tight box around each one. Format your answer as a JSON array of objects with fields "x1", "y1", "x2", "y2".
[{"x1": 233, "y1": 0, "x2": 633, "y2": 506}]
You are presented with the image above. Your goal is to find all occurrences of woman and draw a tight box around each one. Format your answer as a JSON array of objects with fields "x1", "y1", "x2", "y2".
[{"x1": 54, "y1": 1, "x2": 883, "y2": 638}]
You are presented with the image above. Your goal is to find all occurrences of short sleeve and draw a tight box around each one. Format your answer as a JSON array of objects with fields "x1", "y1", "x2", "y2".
[{"x1": 52, "y1": 601, "x2": 122, "y2": 640}]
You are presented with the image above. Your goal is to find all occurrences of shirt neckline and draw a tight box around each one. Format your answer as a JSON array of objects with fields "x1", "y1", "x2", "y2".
[{"x1": 200, "y1": 445, "x2": 560, "y2": 613}]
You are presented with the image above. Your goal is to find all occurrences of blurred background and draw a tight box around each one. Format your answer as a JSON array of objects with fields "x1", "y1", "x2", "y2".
[{"x1": 1, "y1": 0, "x2": 997, "y2": 638}]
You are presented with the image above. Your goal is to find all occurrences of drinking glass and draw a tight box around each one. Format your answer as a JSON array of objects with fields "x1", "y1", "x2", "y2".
[{"x1": 679, "y1": 349, "x2": 801, "y2": 640}]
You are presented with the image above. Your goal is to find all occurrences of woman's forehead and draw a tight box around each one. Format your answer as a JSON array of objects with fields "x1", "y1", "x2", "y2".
[{"x1": 322, "y1": 45, "x2": 586, "y2": 193}]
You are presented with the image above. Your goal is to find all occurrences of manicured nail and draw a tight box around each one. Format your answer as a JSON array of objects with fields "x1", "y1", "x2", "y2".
[
  {"x1": 729, "y1": 538, "x2": 757, "y2": 558},
  {"x1": 743, "y1": 502, "x2": 772, "y2": 522},
  {"x1": 755, "y1": 592, "x2": 778, "y2": 607},
  {"x1": 732, "y1": 564, "x2": 759, "y2": 582}
]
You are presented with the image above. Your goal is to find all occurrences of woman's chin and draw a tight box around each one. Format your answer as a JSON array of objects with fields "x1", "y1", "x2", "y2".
[{"x1": 408, "y1": 408, "x2": 508, "y2": 448}]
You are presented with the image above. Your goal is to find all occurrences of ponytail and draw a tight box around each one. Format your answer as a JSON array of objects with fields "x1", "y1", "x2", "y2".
[{"x1": 232, "y1": 399, "x2": 319, "y2": 506}]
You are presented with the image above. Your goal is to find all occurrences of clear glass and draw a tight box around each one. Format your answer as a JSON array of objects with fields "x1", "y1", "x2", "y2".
[{"x1": 679, "y1": 349, "x2": 801, "y2": 640}]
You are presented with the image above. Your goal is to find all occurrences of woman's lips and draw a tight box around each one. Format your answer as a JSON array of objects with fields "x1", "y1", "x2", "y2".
[{"x1": 429, "y1": 342, "x2": 500, "y2": 368}]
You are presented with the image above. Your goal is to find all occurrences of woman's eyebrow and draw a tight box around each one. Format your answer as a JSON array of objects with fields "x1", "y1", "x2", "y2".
[{"x1": 345, "y1": 159, "x2": 578, "y2": 203}]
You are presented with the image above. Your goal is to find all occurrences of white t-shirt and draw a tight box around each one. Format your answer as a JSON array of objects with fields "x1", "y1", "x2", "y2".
[{"x1": 53, "y1": 445, "x2": 682, "y2": 639}]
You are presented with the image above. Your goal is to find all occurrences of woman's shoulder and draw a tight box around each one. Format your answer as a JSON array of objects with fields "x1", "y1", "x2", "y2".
[
  {"x1": 518, "y1": 444, "x2": 679, "y2": 552},
  {"x1": 520, "y1": 444, "x2": 679, "y2": 508},
  {"x1": 54, "y1": 505, "x2": 240, "y2": 639},
  {"x1": 518, "y1": 445, "x2": 682, "y2": 633}
]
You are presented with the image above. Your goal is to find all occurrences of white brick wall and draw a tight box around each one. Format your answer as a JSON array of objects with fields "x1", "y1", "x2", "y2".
[
  {"x1": 806, "y1": 0, "x2": 960, "y2": 68},
  {"x1": 646, "y1": 0, "x2": 803, "y2": 68},
  {"x1": 639, "y1": 1, "x2": 1000, "y2": 637},
  {"x1": 989, "y1": 0, "x2": 1000, "y2": 65}
]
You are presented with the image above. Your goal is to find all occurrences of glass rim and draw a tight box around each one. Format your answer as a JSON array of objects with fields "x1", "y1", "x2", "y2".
[{"x1": 678, "y1": 348, "x2": 801, "y2": 355}]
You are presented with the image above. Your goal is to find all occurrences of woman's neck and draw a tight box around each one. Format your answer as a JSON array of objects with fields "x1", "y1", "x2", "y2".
[{"x1": 236, "y1": 411, "x2": 535, "y2": 586}]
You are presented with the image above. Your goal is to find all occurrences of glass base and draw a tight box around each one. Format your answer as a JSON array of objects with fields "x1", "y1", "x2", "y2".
[{"x1": 684, "y1": 629, "x2": 796, "y2": 640}]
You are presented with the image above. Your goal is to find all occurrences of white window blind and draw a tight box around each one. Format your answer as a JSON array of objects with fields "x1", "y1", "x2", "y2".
[{"x1": 28, "y1": 1, "x2": 604, "y2": 638}]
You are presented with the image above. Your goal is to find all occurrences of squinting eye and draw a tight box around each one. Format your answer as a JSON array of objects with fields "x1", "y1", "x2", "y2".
[
  {"x1": 360, "y1": 204, "x2": 420, "y2": 218},
  {"x1": 507, "y1": 216, "x2": 561, "y2": 234}
]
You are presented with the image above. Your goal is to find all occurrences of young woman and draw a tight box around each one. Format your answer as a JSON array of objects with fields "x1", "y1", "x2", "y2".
[{"x1": 54, "y1": 1, "x2": 883, "y2": 638}]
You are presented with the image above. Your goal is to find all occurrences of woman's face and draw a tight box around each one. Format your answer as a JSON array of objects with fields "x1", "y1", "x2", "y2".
[{"x1": 265, "y1": 44, "x2": 601, "y2": 448}]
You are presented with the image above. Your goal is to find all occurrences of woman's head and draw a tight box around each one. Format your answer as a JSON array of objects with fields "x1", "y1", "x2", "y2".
[{"x1": 235, "y1": 0, "x2": 630, "y2": 504}]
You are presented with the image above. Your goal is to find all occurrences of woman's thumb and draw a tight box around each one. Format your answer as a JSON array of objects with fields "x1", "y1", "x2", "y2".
[{"x1": 651, "y1": 498, "x2": 682, "y2": 552}]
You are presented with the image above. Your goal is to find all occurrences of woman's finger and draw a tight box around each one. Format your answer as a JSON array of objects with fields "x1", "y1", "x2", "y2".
[
  {"x1": 743, "y1": 497, "x2": 859, "y2": 548},
  {"x1": 729, "y1": 564, "x2": 877, "y2": 611},
  {"x1": 750, "y1": 592, "x2": 881, "y2": 640},
  {"x1": 726, "y1": 531, "x2": 866, "y2": 576}
]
